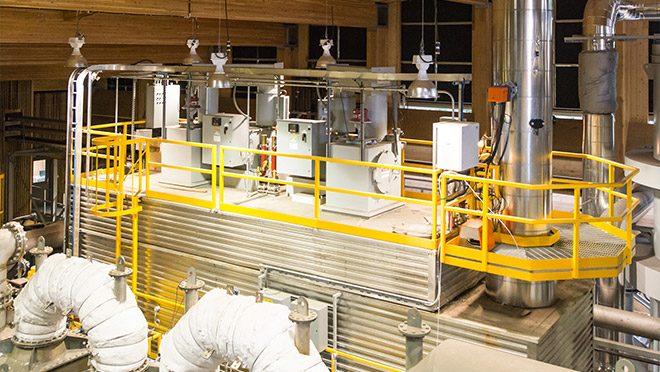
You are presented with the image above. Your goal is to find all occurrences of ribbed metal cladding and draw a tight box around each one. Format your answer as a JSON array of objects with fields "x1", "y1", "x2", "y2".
[
  {"x1": 268, "y1": 273, "x2": 594, "y2": 372},
  {"x1": 493, "y1": 0, "x2": 554, "y2": 236},
  {"x1": 75, "y1": 192, "x2": 592, "y2": 371}
]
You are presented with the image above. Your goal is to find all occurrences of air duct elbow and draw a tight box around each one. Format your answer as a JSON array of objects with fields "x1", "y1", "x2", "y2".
[
  {"x1": 13, "y1": 254, "x2": 149, "y2": 372},
  {"x1": 579, "y1": 49, "x2": 619, "y2": 114},
  {"x1": 160, "y1": 289, "x2": 329, "y2": 372}
]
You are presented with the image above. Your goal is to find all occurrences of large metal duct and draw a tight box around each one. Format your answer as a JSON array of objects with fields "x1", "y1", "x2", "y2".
[
  {"x1": 489, "y1": 0, "x2": 556, "y2": 308},
  {"x1": 580, "y1": 2, "x2": 660, "y2": 370},
  {"x1": 580, "y1": 0, "x2": 660, "y2": 216}
]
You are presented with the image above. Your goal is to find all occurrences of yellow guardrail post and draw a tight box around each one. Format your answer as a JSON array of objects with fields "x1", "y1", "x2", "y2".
[
  {"x1": 626, "y1": 181, "x2": 633, "y2": 264},
  {"x1": 432, "y1": 172, "x2": 438, "y2": 247},
  {"x1": 481, "y1": 182, "x2": 489, "y2": 271},
  {"x1": 131, "y1": 207, "x2": 138, "y2": 294},
  {"x1": 608, "y1": 164, "x2": 614, "y2": 221},
  {"x1": 146, "y1": 139, "x2": 151, "y2": 193},
  {"x1": 219, "y1": 148, "x2": 225, "y2": 204},
  {"x1": 572, "y1": 188, "x2": 581, "y2": 278},
  {"x1": 440, "y1": 174, "x2": 446, "y2": 259},
  {"x1": 212, "y1": 145, "x2": 218, "y2": 209},
  {"x1": 314, "y1": 159, "x2": 321, "y2": 220}
]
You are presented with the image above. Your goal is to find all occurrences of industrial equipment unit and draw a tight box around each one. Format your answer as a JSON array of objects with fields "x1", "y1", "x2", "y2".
[{"x1": 10, "y1": 1, "x2": 659, "y2": 371}]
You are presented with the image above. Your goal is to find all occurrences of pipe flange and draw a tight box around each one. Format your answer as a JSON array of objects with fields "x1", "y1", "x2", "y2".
[
  {"x1": 3, "y1": 222, "x2": 26, "y2": 266},
  {"x1": 179, "y1": 278, "x2": 205, "y2": 291},
  {"x1": 28, "y1": 236, "x2": 53, "y2": 258},
  {"x1": 109, "y1": 267, "x2": 133, "y2": 279},
  {"x1": 398, "y1": 321, "x2": 431, "y2": 338},
  {"x1": 289, "y1": 309, "x2": 318, "y2": 323},
  {"x1": 12, "y1": 328, "x2": 67, "y2": 349}
]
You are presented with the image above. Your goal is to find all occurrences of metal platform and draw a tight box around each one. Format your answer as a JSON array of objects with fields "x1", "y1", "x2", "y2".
[{"x1": 492, "y1": 223, "x2": 626, "y2": 260}]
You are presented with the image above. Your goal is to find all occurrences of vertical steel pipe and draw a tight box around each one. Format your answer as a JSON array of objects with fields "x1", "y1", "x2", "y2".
[
  {"x1": 489, "y1": 0, "x2": 556, "y2": 308},
  {"x1": 493, "y1": 0, "x2": 554, "y2": 237}
]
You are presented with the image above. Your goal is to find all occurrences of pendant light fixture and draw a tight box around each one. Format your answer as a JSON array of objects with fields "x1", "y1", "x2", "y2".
[
  {"x1": 208, "y1": 0, "x2": 232, "y2": 88},
  {"x1": 316, "y1": 0, "x2": 337, "y2": 69},
  {"x1": 183, "y1": 0, "x2": 203, "y2": 65},
  {"x1": 66, "y1": 11, "x2": 88, "y2": 68},
  {"x1": 407, "y1": 0, "x2": 437, "y2": 99}
]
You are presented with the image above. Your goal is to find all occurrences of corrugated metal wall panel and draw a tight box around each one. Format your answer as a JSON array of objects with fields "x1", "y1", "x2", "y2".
[{"x1": 76, "y1": 193, "x2": 592, "y2": 372}]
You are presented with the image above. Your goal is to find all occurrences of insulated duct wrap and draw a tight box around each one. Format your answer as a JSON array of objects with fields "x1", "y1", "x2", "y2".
[
  {"x1": 579, "y1": 50, "x2": 619, "y2": 114},
  {"x1": 13, "y1": 254, "x2": 149, "y2": 372},
  {"x1": 159, "y1": 288, "x2": 328, "y2": 372}
]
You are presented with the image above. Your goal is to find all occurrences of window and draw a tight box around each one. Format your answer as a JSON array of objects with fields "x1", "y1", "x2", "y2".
[
  {"x1": 309, "y1": 26, "x2": 367, "y2": 67},
  {"x1": 555, "y1": 0, "x2": 587, "y2": 110},
  {"x1": 32, "y1": 159, "x2": 46, "y2": 184}
]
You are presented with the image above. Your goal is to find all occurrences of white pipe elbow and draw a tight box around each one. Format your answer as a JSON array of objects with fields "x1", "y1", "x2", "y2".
[
  {"x1": 13, "y1": 254, "x2": 148, "y2": 372},
  {"x1": 160, "y1": 288, "x2": 328, "y2": 372}
]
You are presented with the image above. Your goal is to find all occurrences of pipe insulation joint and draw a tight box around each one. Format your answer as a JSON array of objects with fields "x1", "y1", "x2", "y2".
[
  {"x1": 13, "y1": 254, "x2": 149, "y2": 372},
  {"x1": 579, "y1": 50, "x2": 619, "y2": 114},
  {"x1": 159, "y1": 288, "x2": 329, "y2": 372}
]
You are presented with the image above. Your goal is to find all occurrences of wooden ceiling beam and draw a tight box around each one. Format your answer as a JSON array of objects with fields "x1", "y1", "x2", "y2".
[
  {"x1": 0, "y1": 0, "x2": 378, "y2": 28},
  {"x1": 0, "y1": 8, "x2": 284, "y2": 46},
  {"x1": 0, "y1": 45, "x2": 221, "y2": 67}
]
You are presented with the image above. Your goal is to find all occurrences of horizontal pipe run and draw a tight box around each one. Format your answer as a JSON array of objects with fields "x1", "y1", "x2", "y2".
[
  {"x1": 594, "y1": 337, "x2": 660, "y2": 366},
  {"x1": 594, "y1": 305, "x2": 660, "y2": 341}
]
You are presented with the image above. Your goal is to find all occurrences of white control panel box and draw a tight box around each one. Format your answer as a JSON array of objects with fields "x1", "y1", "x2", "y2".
[
  {"x1": 161, "y1": 126, "x2": 207, "y2": 187},
  {"x1": 432, "y1": 121, "x2": 480, "y2": 171},
  {"x1": 276, "y1": 119, "x2": 327, "y2": 178},
  {"x1": 263, "y1": 289, "x2": 329, "y2": 353},
  {"x1": 202, "y1": 113, "x2": 249, "y2": 168},
  {"x1": 146, "y1": 83, "x2": 180, "y2": 129}
]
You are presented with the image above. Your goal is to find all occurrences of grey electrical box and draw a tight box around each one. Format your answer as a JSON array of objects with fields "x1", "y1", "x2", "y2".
[
  {"x1": 146, "y1": 83, "x2": 180, "y2": 129},
  {"x1": 263, "y1": 289, "x2": 329, "y2": 353},
  {"x1": 276, "y1": 119, "x2": 327, "y2": 178},
  {"x1": 202, "y1": 113, "x2": 249, "y2": 168}
]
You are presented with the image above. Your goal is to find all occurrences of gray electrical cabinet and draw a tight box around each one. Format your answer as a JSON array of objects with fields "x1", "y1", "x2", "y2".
[
  {"x1": 202, "y1": 113, "x2": 249, "y2": 168},
  {"x1": 276, "y1": 119, "x2": 327, "y2": 178}
]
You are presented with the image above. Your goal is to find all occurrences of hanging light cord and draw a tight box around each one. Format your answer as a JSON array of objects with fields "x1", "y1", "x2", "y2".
[
  {"x1": 325, "y1": 0, "x2": 329, "y2": 39},
  {"x1": 418, "y1": 0, "x2": 432, "y2": 63},
  {"x1": 74, "y1": 10, "x2": 95, "y2": 38},
  {"x1": 225, "y1": 0, "x2": 231, "y2": 54}
]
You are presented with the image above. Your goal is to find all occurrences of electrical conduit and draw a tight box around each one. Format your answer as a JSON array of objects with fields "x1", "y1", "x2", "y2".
[
  {"x1": 13, "y1": 253, "x2": 149, "y2": 372},
  {"x1": 159, "y1": 288, "x2": 329, "y2": 372}
]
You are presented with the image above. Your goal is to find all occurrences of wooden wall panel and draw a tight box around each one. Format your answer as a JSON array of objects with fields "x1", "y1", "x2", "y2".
[
  {"x1": 471, "y1": 4, "x2": 492, "y2": 134},
  {"x1": 615, "y1": 21, "x2": 652, "y2": 163},
  {"x1": 0, "y1": 8, "x2": 284, "y2": 47},
  {"x1": 0, "y1": 0, "x2": 377, "y2": 28}
]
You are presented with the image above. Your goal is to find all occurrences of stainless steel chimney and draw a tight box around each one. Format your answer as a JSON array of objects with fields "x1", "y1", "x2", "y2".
[{"x1": 487, "y1": 0, "x2": 556, "y2": 308}]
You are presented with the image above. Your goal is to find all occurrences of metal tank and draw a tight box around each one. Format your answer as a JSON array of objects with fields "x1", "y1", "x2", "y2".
[{"x1": 487, "y1": 0, "x2": 556, "y2": 308}]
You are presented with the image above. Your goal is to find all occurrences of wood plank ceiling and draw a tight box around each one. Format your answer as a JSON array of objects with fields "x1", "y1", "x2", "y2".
[{"x1": 0, "y1": 0, "x2": 378, "y2": 81}]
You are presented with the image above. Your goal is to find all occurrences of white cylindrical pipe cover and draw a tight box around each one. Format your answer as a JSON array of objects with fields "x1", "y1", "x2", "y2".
[
  {"x1": 13, "y1": 254, "x2": 148, "y2": 372},
  {"x1": 160, "y1": 288, "x2": 328, "y2": 372}
]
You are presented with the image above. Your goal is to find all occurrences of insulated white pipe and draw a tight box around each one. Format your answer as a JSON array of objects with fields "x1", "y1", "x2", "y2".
[
  {"x1": 160, "y1": 289, "x2": 329, "y2": 372},
  {"x1": 13, "y1": 254, "x2": 149, "y2": 372},
  {"x1": 0, "y1": 229, "x2": 16, "y2": 328}
]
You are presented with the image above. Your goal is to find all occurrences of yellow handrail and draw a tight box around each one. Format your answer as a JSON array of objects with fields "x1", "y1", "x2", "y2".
[{"x1": 326, "y1": 348, "x2": 404, "y2": 372}]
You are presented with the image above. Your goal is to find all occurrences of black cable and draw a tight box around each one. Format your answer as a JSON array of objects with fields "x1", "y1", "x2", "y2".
[{"x1": 224, "y1": 0, "x2": 231, "y2": 54}]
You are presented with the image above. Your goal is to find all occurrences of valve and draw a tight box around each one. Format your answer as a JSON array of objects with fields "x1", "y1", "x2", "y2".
[
  {"x1": 398, "y1": 308, "x2": 431, "y2": 370},
  {"x1": 28, "y1": 236, "x2": 53, "y2": 272},
  {"x1": 108, "y1": 256, "x2": 132, "y2": 303},
  {"x1": 289, "y1": 296, "x2": 317, "y2": 355},
  {"x1": 178, "y1": 267, "x2": 204, "y2": 313}
]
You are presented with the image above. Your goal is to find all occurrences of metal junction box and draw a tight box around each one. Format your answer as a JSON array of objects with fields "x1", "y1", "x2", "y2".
[
  {"x1": 263, "y1": 289, "x2": 329, "y2": 353},
  {"x1": 202, "y1": 113, "x2": 249, "y2": 168},
  {"x1": 324, "y1": 141, "x2": 402, "y2": 217},
  {"x1": 432, "y1": 120, "x2": 480, "y2": 171},
  {"x1": 276, "y1": 119, "x2": 327, "y2": 178},
  {"x1": 146, "y1": 83, "x2": 180, "y2": 129}
]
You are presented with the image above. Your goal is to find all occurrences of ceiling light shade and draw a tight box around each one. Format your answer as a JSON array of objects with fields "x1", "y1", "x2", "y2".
[
  {"x1": 316, "y1": 39, "x2": 336, "y2": 69},
  {"x1": 183, "y1": 38, "x2": 203, "y2": 65},
  {"x1": 208, "y1": 52, "x2": 231, "y2": 89},
  {"x1": 66, "y1": 36, "x2": 88, "y2": 68},
  {"x1": 408, "y1": 55, "x2": 437, "y2": 99}
]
